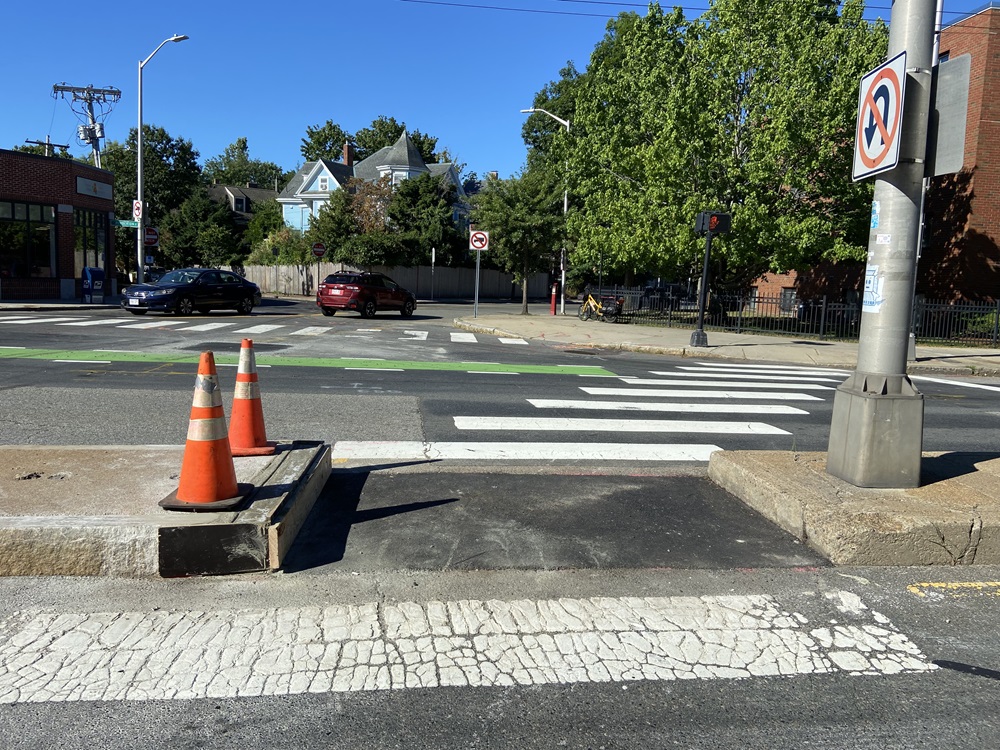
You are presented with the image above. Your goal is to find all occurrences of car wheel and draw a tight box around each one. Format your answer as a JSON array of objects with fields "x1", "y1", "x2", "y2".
[
  {"x1": 175, "y1": 297, "x2": 195, "y2": 316},
  {"x1": 237, "y1": 297, "x2": 254, "y2": 315},
  {"x1": 400, "y1": 299, "x2": 415, "y2": 318},
  {"x1": 361, "y1": 299, "x2": 377, "y2": 319},
  {"x1": 127, "y1": 310, "x2": 148, "y2": 316},
  {"x1": 321, "y1": 307, "x2": 336, "y2": 317}
]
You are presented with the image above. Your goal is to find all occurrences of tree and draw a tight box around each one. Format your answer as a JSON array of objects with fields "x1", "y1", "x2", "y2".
[
  {"x1": 553, "y1": 1, "x2": 887, "y2": 293},
  {"x1": 389, "y1": 173, "x2": 464, "y2": 266},
  {"x1": 300, "y1": 120, "x2": 352, "y2": 162},
  {"x1": 471, "y1": 170, "x2": 562, "y2": 313},
  {"x1": 11, "y1": 144, "x2": 74, "y2": 159},
  {"x1": 203, "y1": 137, "x2": 285, "y2": 188},
  {"x1": 305, "y1": 189, "x2": 356, "y2": 254},
  {"x1": 159, "y1": 185, "x2": 240, "y2": 268},
  {"x1": 354, "y1": 115, "x2": 438, "y2": 163},
  {"x1": 335, "y1": 232, "x2": 409, "y2": 270},
  {"x1": 101, "y1": 125, "x2": 201, "y2": 273},
  {"x1": 244, "y1": 199, "x2": 285, "y2": 252}
]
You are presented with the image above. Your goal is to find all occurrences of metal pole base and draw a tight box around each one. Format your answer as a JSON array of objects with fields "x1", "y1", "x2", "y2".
[
  {"x1": 690, "y1": 329, "x2": 709, "y2": 347},
  {"x1": 827, "y1": 373, "x2": 924, "y2": 488}
]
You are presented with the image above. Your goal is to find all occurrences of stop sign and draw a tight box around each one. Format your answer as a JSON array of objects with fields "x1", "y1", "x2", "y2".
[{"x1": 312, "y1": 242, "x2": 327, "y2": 258}]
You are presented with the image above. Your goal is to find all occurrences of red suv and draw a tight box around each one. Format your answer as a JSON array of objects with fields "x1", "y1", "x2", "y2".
[{"x1": 316, "y1": 272, "x2": 417, "y2": 318}]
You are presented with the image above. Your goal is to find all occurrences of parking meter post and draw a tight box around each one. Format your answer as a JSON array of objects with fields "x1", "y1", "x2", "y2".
[{"x1": 690, "y1": 230, "x2": 713, "y2": 348}]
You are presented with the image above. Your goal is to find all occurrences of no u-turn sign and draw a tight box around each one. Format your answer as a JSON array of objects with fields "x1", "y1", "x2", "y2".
[{"x1": 853, "y1": 52, "x2": 907, "y2": 181}]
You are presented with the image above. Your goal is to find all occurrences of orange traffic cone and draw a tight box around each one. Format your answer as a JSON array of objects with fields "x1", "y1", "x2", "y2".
[
  {"x1": 229, "y1": 339, "x2": 277, "y2": 456},
  {"x1": 160, "y1": 351, "x2": 245, "y2": 511}
]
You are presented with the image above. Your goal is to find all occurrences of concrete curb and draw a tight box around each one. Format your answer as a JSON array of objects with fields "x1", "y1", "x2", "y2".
[
  {"x1": 0, "y1": 442, "x2": 330, "y2": 578},
  {"x1": 709, "y1": 450, "x2": 1000, "y2": 565}
]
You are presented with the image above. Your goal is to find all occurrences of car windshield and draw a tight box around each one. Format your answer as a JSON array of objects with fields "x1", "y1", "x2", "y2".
[{"x1": 158, "y1": 270, "x2": 200, "y2": 285}]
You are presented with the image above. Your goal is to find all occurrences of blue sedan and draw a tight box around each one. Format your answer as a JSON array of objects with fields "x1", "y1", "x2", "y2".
[{"x1": 121, "y1": 268, "x2": 262, "y2": 316}]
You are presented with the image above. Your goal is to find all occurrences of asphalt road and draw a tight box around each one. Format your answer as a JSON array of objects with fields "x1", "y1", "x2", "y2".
[{"x1": 3, "y1": 300, "x2": 1000, "y2": 748}]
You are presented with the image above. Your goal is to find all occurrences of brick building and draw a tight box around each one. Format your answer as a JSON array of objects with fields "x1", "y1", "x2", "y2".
[
  {"x1": 0, "y1": 149, "x2": 117, "y2": 300},
  {"x1": 921, "y1": 3, "x2": 1000, "y2": 301}
]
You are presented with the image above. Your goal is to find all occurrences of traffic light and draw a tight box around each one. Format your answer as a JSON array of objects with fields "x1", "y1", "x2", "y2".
[{"x1": 695, "y1": 211, "x2": 732, "y2": 234}]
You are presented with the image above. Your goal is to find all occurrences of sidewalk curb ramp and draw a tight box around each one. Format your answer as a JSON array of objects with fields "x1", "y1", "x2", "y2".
[
  {"x1": 709, "y1": 450, "x2": 1000, "y2": 565},
  {"x1": 0, "y1": 441, "x2": 330, "y2": 578}
]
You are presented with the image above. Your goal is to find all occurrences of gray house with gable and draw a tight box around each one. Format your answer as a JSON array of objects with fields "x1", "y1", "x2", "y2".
[{"x1": 277, "y1": 130, "x2": 467, "y2": 233}]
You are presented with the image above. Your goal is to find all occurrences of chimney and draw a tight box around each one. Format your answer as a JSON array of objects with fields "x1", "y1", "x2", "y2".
[{"x1": 343, "y1": 142, "x2": 355, "y2": 168}]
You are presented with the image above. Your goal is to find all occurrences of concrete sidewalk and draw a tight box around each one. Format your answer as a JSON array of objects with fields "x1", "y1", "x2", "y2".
[{"x1": 454, "y1": 312, "x2": 1000, "y2": 377}]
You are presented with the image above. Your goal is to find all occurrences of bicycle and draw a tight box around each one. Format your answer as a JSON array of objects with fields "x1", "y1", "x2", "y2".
[{"x1": 577, "y1": 293, "x2": 623, "y2": 323}]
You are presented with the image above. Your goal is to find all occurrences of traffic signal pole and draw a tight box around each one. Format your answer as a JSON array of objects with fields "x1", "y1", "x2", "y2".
[{"x1": 827, "y1": 0, "x2": 935, "y2": 488}]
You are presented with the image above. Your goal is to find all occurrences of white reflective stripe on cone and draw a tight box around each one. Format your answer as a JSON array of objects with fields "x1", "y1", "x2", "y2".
[
  {"x1": 192, "y1": 376, "x2": 223, "y2": 408},
  {"x1": 187, "y1": 418, "x2": 229, "y2": 442},
  {"x1": 233, "y1": 381, "x2": 261, "y2": 400}
]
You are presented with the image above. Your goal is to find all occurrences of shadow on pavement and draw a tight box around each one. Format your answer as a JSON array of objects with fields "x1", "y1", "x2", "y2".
[{"x1": 921, "y1": 451, "x2": 1000, "y2": 483}]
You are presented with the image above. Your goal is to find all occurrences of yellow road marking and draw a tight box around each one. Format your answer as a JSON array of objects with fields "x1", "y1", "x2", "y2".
[{"x1": 908, "y1": 581, "x2": 1000, "y2": 598}]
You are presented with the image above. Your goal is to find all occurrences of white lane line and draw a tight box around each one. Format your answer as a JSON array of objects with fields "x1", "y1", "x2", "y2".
[
  {"x1": 56, "y1": 319, "x2": 125, "y2": 327},
  {"x1": 331, "y1": 441, "x2": 721, "y2": 461},
  {"x1": 468, "y1": 371, "x2": 520, "y2": 375},
  {"x1": 910, "y1": 374, "x2": 1000, "y2": 393},
  {"x1": 357, "y1": 328, "x2": 382, "y2": 332},
  {"x1": 233, "y1": 324, "x2": 286, "y2": 334},
  {"x1": 54, "y1": 360, "x2": 111, "y2": 364},
  {"x1": 0, "y1": 592, "x2": 933, "y2": 703},
  {"x1": 345, "y1": 367, "x2": 404, "y2": 372},
  {"x1": 676, "y1": 366, "x2": 850, "y2": 377},
  {"x1": 454, "y1": 416, "x2": 790, "y2": 435},
  {"x1": 583, "y1": 387, "x2": 823, "y2": 401},
  {"x1": 400, "y1": 330, "x2": 429, "y2": 341},
  {"x1": 0, "y1": 317, "x2": 79, "y2": 324},
  {"x1": 289, "y1": 326, "x2": 332, "y2": 336},
  {"x1": 116, "y1": 320, "x2": 188, "y2": 329},
  {"x1": 218, "y1": 363, "x2": 271, "y2": 368},
  {"x1": 694, "y1": 361, "x2": 853, "y2": 374},
  {"x1": 0, "y1": 346, "x2": 25, "y2": 349},
  {"x1": 528, "y1": 399, "x2": 809, "y2": 415},
  {"x1": 619, "y1": 378, "x2": 833, "y2": 390},
  {"x1": 499, "y1": 338, "x2": 528, "y2": 345},
  {"x1": 652, "y1": 371, "x2": 840, "y2": 383},
  {"x1": 180, "y1": 322, "x2": 239, "y2": 332},
  {"x1": 0, "y1": 316, "x2": 38, "y2": 322},
  {"x1": 451, "y1": 332, "x2": 478, "y2": 343}
]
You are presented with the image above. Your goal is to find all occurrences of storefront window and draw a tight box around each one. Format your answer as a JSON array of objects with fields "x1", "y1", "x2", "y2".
[
  {"x1": 74, "y1": 208, "x2": 109, "y2": 276},
  {"x1": 0, "y1": 201, "x2": 56, "y2": 279}
]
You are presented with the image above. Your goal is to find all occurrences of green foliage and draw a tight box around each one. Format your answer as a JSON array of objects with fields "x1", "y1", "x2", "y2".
[
  {"x1": 202, "y1": 137, "x2": 285, "y2": 189},
  {"x1": 471, "y1": 169, "x2": 563, "y2": 312},
  {"x1": 300, "y1": 120, "x2": 352, "y2": 162},
  {"x1": 354, "y1": 115, "x2": 438, "y2": 163},
  {"x1": 11, "y1": 144, "x2": 74, "y2": 159},
  {"x1": 389, "y1": 173, "x2": 464, "y2": 266},
  {"x1": 335, "y1": 232, "x2": 409, "y2": 269},
  {"x1": 244, "y1": 199, "x2": 285, "y2": 251},
  {"x1": 537, "y1": 0, "x2": 888, "y2": 293},
  {"x1": 246, "y1": 227, "x2": 311, "y2": 265},
  {"x1": 159, "y1": 185, "x2": 240, "y2": 268},
  {"x1": 305, "y1": 189, "x2": 356, "y2": 253}
]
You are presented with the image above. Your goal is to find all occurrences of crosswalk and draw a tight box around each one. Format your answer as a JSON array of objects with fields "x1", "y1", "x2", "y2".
[
  {"x1": 332, "y1": 362, "x2": 851, "y2": 463},
  {"x1": 0, "y1": 314, "x2": 526, "y2": 345}
]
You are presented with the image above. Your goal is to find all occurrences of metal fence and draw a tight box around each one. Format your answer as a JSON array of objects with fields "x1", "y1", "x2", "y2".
[{"x1": 587, "y1": 288, "x2": 1000, "y2": 348}]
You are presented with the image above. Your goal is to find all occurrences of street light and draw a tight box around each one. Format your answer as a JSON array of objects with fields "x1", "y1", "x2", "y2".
[
  {"x1": 521, "y1": 107, "x2": 569, "y2": 315},
  {"x1": 136, "y1": 34, "x2": 188, "y2": 284}
]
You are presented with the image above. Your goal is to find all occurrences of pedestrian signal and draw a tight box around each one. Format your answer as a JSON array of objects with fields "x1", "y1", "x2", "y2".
[{"x1": 695, "y1": 211, "x2": 732, "y2": 234}]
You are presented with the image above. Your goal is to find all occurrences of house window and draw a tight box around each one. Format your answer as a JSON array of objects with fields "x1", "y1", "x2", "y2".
[
  {"x1": 779, "y1": 287, "x2": 797, "y2": 313},
  {"x1": 234, "y1": 197, "x2": 246, "y2": 212},
  {"x1": 319, "y1": 177, "x2": 329, "y2": 191}
]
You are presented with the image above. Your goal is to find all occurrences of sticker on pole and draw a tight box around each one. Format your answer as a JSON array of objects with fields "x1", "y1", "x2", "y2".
[
  {"x1": 853, "y1": 52, "x2": 906, "y2": 181},
  {"x1": 469, "y1": 230, "x2": 489, "y2": 252}
]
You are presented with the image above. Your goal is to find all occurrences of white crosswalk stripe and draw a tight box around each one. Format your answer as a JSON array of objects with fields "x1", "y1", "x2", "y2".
[
  {"x1": 583, "y1": 387, "x2": 822, "y2": 401},
  {"x1": 617, "y1": 378, "x2": 834, "y2": 390},
  {"x1": 116, "y1": 320, "x2": 188, "y2": 329},
  {"x1": 651, "y1": 370, "x2": 841, "y2": 383},
  {"x1": 56, "y1": 319, "x2": 124, "y2": 327},
  {"x1": 527, "y1": 399, "x2": 809, "y2": 415},
  {"x1": 499, "y1": 337, "x2": 528, "y2": 345},
  {"x1": 332, "y1": 441, "x2": 719, "y2": 461},
  {"x1": 178, "y1": 322, "x2": 239, "y2": 331},
  {"x1": 232, "y1": 324, "x2": 286, "y2": 334},
  {"x1": 451, "y1": 332, "x2": 478, "y2": 342},
  {"x1": 0, "y1": 317, "x2": 78, "y2": 324},
  {"x1": 454, "y1": 416, "x2": 790, "y2": 435},
  {"x1": 289, "y1": 326, "x2": 332, "y2": 336}
]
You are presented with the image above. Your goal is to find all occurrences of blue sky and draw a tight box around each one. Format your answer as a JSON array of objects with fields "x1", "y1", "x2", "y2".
[{"x1": 2, "y1": 0, "x2": 991, "y2": 185}]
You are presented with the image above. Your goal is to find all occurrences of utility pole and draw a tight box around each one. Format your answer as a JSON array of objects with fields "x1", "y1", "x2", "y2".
[
  {"x1": 24, "y1": 136, "x2": 69, "y2": 157},
  {"x1": 52, "y1": 83, "x2": 121, "y2": 168},
  {"x1": 827, "y1": 0, "x2": 936, "y2": 488}
]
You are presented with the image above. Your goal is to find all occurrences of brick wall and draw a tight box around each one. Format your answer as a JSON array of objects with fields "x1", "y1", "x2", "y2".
[{"x1": 0, "y1": 149, "x2": 116, "y2": 300}]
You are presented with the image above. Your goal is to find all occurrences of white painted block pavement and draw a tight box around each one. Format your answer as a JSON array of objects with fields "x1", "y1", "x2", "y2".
[{"x1": 0, "y1": 591, "x2": 934, "y2": 704}]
